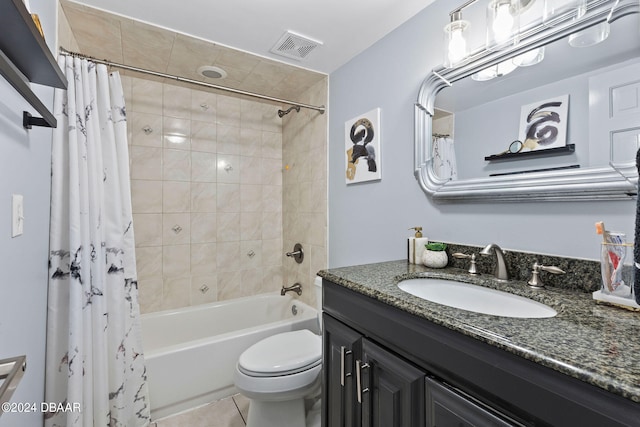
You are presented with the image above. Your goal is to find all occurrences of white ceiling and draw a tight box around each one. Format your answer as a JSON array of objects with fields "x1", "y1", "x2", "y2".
[{"x1": 69, "y1": 0, "x2": 436, "y2": 74}]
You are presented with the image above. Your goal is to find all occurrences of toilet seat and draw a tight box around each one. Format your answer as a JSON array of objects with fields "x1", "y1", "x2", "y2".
[{"x1": 238, "y1": 330, "x2": 321, "y2": 377}]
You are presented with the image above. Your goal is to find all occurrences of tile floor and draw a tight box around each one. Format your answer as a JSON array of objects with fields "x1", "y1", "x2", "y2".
[{"x1": 151, "y1": 394, "x2": 249, "y2": 427}]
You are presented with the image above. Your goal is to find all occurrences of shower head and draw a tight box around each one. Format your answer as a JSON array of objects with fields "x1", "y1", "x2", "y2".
[{"x1": 278, "y1": 105, "x2": 301, "y2": 118}]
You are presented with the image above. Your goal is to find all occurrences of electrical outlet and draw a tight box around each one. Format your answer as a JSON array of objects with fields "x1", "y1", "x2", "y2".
[{"x1": 12, "y1": 194, "x2": 24, "y2": 237}]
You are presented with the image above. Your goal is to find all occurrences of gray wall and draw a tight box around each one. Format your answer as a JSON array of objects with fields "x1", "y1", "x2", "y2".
[
  {"x1": 328, "y1": 0, "x2": 636, "y2": 268},
  {"x1": 0, "y1": 1, "x2": 56, "y2": 425}
]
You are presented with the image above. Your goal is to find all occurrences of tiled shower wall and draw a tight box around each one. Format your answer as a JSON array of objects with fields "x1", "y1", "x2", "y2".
[
  {"x1": 282, "y1": 78, "x2": 328, "y2": 309},
  {"x1": 122, "y1": 76, "x2": 287, "y2": 313}
]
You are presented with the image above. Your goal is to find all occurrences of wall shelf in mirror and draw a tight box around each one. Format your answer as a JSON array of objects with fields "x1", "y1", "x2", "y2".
[
  {"x1": 415, "y1": 0, "x2": 639, "y2": 202},
  {"x1": 0, "y1": 0, "x2": 67, "y2": 129},
  {"x1": 485, "y1": 144, "x2": 575, "y2": 162}
]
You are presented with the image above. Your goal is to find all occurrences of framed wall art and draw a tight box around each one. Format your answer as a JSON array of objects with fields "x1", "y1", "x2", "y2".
[{"x1": 345, "y1": 108, "x2": 381, "y2": 184}]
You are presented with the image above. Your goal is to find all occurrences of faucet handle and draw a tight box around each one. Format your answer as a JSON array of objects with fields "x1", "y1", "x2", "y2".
[
  {"x1": 452, "y1": 252, "x2": 479, "y2": 275},
  {"x1": 528, "y1": 262, "x2": 565, "y2": 288}
]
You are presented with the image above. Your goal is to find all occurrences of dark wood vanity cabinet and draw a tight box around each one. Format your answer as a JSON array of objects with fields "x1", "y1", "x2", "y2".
[
  {"x1": 324, "y1": 314, "x2": 361, "y2": 427},
  {"x1": 323, "y1": 314, "x2": 425, "y2": 427},
  {"x1": 321, "y1": 279, "x2": 640, "y2": 427}
]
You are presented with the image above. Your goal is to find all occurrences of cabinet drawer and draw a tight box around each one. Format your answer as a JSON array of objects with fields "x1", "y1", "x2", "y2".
[{"x1": 426, "y1": 378, "x2": 519, "y2": 427}]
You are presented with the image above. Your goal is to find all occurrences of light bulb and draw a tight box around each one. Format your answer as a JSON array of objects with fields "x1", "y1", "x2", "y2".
[
  {"x1": 493, "y1": 3, "x2": 514, "y2": 44},
  {"x1": 448, "y1": 27, "x2": 467, "y2": 64}
]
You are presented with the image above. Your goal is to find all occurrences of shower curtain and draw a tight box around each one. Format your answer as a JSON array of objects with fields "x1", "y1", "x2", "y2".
[
  {"x1": 432, "y1": 135, "x2": 458, "y2": 181},
  {"x1": 45, "y1": 56, "x2": 150, "y2": 427}
]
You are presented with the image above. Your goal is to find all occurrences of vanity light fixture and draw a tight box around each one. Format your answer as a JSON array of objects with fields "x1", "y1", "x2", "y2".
[
  {"x1": 512, "y1": 46, "x2": 545, "y2": 66},
  {"x1": 471, "y1": 58, "x2": 518, "y2": 81},
  {"x1": 443, "y1": 10, "x2": 470, "y2": 68},
  {"x1": 543, "y1": 0, "x2": 588, "y2": 27},
  {"x1": 486, "y1": 0, "x2": 521, "y2": 50}
]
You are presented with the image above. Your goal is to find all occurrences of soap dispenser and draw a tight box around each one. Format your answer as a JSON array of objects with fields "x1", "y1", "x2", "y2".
[{"x1": 408, "y1": 227, "x2": 429, "y2": 264}]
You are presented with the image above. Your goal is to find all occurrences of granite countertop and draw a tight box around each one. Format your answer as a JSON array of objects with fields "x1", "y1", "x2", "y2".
[{"x1": 318, "y1": 260, "x2": 640, "y2": 404}]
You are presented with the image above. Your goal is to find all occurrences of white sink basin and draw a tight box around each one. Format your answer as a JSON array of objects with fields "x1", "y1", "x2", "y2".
[{"x1": 398, "y1": 278, "x2": 557, "y2": 318}]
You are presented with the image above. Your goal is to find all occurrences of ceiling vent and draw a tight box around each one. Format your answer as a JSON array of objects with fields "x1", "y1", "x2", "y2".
[{"x1": 270, "y1": 30, "x2": 322, "y2": 61}]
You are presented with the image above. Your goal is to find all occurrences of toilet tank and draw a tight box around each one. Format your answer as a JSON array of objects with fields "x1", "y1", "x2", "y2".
[{"x1": 314, "y1": 276, "x2": 323, "y2": 331}]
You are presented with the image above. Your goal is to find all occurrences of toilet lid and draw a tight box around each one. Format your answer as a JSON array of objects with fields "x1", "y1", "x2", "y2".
[{"x1": 238, "y1": 330, "x2": 321, "y2": 376}]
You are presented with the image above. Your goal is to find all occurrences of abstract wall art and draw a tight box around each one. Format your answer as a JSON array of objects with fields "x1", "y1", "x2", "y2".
[
  {"x1": 345, "y1": 108, "x2": 381, "y2": 184},
  {"x1": 518, "y1": 95, "x2": 569, "y2": 152}
]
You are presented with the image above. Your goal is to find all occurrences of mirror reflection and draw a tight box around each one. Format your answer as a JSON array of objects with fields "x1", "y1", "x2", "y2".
[{"x1": 433, "y1": 10, "x2": 640, "y2": 181}]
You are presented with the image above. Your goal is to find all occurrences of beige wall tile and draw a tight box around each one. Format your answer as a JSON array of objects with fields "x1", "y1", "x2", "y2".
[
  {"x1": 191, "y1": 121, "x2": 217, "y2": 153},
  {"x1": 137, "y1": 276, "x2": 163, "y2": 314},
  {"x1": 262, "y1": 131, "x2": 282, "y2": 159},
  {"x1": 192, "y1": 152, "x2": 218, "y2": 182},
  {"x1": 240, "y1": 184, "x2": 262, "y2": 212},
  {"x1": 130, "y1": 146, "x2": 162, "y2": 180},
  {"x1": 163, "y1": 84, "x2": 192, "y2": 119},
  {"x1": 121, "y1": 19, "x2": 175, "y2": 72},
  {"x1": 262, "y1": 212, "x2": 282, "y2": 240},
  {"x1": 191, "y1": 91, "x2": 218, "y2": 123},
  {"x1": 163, "y1": 149, "x2": 191, "y2": 181},
  {"x1": 239, "y1": 156, "x2": 262, "y2": 184},
  {"x1": 133, "y1": 214, "x2": 162, "y2": 247},
  {"x1": 262, "y1": 185, "x2": 282, "y2": 213},
  {"x1": 216, "y1": 212, "x2": 240, "y2": 242},
  {"x1": 163, "y1": 245, "x2": 191, "y2": 278},
  {"x1": 191, "y1": 183, "x2": 217, "y2": 212},
  {"x1": 191, "y1": 212, "x2": 217, "y2": 243},
  {"x1": 131, "y1": 78, "x2": 163, "y2": 115},
  {"x1": 130, "y1": 112, "x2": 162, "y2": 147},
  {"x1": 240, "y1": 100, "x2": 264, "y2": 130},
  {"x1": 162, "y1": 277, "x2": 190, "y2": 310},
  {"x1": 240, "y1": 240, "x2": 262, "y2": 270},
  {"x1": 217, "y1": 183, "x2": 240, "y2": 212},
  {"x1": 191, "y1": 243, "x2": 217, "y2": 276},
  {"x1": 163, "y1": 181, "x2": 191, "y2": 213},
  {"x1": 216, "y1": 154, "x2": 240, "y2": 183},
  {"x1": 239, "y1": 128, "x2": 262, "y2": 157},
  {"x1": 136, "y1": 246, "x2": 163, "y2": 278},
  {"x1": 217, "y1": 95, "x2": 241, "y2": 127},
  {"x1": 163, "y1": 213, "x2": 191, "y2": 245},
  {"x1": 217, "y1": 271, "x2": 241, "y2": 301},
  {"x1": 216, "y1": 241, "x2": 240, "y2": 273},
  {"x1": 131, "y1": 179, "x2": 162, "y2": 213},
  {"x1": 163, "y1": 117, "x2": 191, "y2": 150},
  {"x1": 216, "y1": 124, "x2": 240, "y2": 155},
  {"x1": 190, "y1": 275, "x2": 218, "y2": 306},
  {"x1": 240, "y1": 213, "x2": 262, "y2": 241},
  {"x1": 262, "y1": 239, "x2": 283, "y2": 267},
  {"x1": 261, "y1": 158, "x2": 283, "y2": 186}
]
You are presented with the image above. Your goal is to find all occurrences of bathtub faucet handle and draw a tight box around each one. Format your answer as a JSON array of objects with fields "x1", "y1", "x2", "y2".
[
  {"x1": 281, "y1": 283, "x2": 302, "y2": 296},
  {"x1": 286, "y1": 243, "x2": 304, "y2": 264}
]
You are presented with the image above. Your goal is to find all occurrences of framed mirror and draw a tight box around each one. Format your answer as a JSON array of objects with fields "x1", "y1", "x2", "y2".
[{"x1": 415, "y1": 0, "x2": 639, "y2": 202}]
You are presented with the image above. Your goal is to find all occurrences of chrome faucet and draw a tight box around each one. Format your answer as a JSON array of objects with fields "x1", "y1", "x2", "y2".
[
  {"x1": 480, "y1": 243, "x2": 509, "y2": 281},
  {"x1": 281, "y1": 283, "x2": 302, "y2": 296}
]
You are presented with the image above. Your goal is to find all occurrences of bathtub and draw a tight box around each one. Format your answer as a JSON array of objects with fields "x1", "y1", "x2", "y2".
[{"x1": 141, "y1": 292, "x2": 319, "y2": 420}]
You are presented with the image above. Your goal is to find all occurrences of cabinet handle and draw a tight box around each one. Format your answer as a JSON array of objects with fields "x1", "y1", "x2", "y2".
[
  {"x1": 340, "y1": 346, "x2": 352, "y2": 386},
  {"x1": 356, "y1": 360, "x2": 370, "y2": 403}
]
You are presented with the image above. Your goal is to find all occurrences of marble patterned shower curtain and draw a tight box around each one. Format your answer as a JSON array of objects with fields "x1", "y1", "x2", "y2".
[
  {"x1": 432, "y1": 135, "x2": 458, "y2": 181},
  {"x1": 45, "y1": 56, "x2": 150, "y2": 427}
]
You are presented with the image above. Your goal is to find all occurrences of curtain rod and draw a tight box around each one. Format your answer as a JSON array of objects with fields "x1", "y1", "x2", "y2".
[{"x1": 58, "y1": 48, "x2": 326, "y2": 115}]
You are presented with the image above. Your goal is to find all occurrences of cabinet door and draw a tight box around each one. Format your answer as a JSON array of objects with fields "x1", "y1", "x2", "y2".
[
  {"x1": 426, "y1": 378, "x2": 519, "y2": 427},
  {"x1": 360, "y1": 338, "x2": 425, "y2": 427},
  {"x1": 323, "y1": 314, "x2": 362, "y2": 427}
]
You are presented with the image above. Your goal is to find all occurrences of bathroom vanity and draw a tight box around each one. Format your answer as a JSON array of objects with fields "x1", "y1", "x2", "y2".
[{"x1": 320, "y1": 261, "x2": 640, "y2": 427}]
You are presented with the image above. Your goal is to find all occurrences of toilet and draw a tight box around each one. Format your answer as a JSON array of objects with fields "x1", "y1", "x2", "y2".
[{"x1": 233, "y1": 276, "x2": 323, "y2": 427}]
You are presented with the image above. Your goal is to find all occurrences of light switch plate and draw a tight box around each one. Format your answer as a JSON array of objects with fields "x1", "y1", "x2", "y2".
[{"x1": 12, "y1": 194, "x2": 23, "y2": 237}]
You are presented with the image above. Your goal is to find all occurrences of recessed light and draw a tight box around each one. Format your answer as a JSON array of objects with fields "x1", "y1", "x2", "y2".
[{"x1": 197, "y1": 65, "x2": 227, "y2": 79}]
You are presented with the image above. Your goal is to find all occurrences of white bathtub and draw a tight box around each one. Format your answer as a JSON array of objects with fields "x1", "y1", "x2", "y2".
[{"x1": 141, "y1": 292, "x2": 319, "y2": 420}]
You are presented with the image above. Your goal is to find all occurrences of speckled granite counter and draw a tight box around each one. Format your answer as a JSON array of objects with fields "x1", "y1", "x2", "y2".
[{"x1": 318, "y1": 260, "x2": 640, "y2": 404}]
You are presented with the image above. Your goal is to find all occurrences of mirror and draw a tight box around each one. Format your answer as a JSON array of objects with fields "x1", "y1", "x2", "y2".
[{"x1": 415, "y1": 0, "x2": 639, "y2": 202}]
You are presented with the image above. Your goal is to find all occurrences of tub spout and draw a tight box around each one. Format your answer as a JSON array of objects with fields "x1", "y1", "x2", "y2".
[{"x1": 281, "y1": 283, "x2": 302, "y2": 296}]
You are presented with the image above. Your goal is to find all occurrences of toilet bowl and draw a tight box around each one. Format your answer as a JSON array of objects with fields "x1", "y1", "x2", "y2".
[{"x1": 233, "y1": 276, "x2": 323, "y2": 427}]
